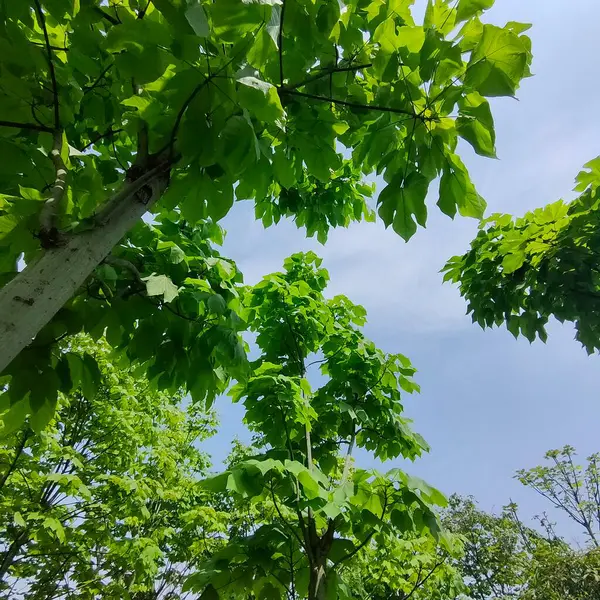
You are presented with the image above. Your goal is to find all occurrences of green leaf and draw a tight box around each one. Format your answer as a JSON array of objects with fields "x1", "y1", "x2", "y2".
[
  {"x1": 456, "y1": 92, "x2": 496, "y2": 158},
  {"x1": 502, "y1": 252, "x2": 525, "y2": 274},
  {"x1": 0, "y1": 398, "x2": 30, "y2": 438},
  {"x1": 185, "y1": 3, "x2": 209, "y2": 36},
  {"x1": 272, "y1": 149, "x2": 298, "y2": 189},
  {"x1": 208, "y1": 293, "x2": 227, "y2": 315},
  {"x1": 30, "y1": 396, "x2": 58, "y2": 433},
  {"x1": 456, "y1": 0, "x2": 494, "y2": 23},
  {"x1": 210, "y1": 0, "x2": 270, "y2": 42},
  {"x1": 19, "y1": 186, "x2": 42, "y2": 200},
  {"x1": 144, "y1": 274, "x2": 180, "y2": 303},
  {"x1": 438, "y1": 153, "x2": 486, "y2": 219},
  {"x1": 218, "y1": 116, "x2": 256, "y2": 177},
  {"x1": 237, "y1": 77, "x2": 285, "y2": 124},
  {"x1": 378, "y1": 172, "x2": 430, "y2": 241},
  {"x1": 465, "y1": 24, "x2": 531, "y2": 97},
  {"x1": 43, "y1": 517, "x2": 66, "y2": 543}
]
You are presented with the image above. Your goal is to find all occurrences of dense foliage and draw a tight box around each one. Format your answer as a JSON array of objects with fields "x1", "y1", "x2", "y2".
[
  {"x1": 0, "y1": 336, "x2": 223, "y2": 598},
  {"x1": 0, "y1": 0, "x2": 532, "y2": 430},
  {"x1": 444, "y1": 157, "x2": 600, "y2": 353}
]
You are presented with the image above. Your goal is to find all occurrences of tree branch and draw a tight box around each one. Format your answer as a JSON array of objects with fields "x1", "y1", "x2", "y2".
[
  {"x1": 271, "y1": 482, "x2": 305, "y2": 550},
  {"x1": 33, "y1": 0, "x2": 60, "y2": 130},
  {"x1": 279, "y1": 89, "x2": 430, "y2": 121},
  {"x1": 0, "y1": 430, "x2": 29, "y2": 492},
  {"x1": 286, "y1": 63, "x2": 373, "y2": 92},
  {"x1": 402, "y1": 559, "x2": 444, "y2": 600},
  {"x1": 138, "y1": 0, "x2": 152, "y2": 19},
  {"x1": 39, "y1": 130, "x2": 68, "y2": 246},
  {"x1": 278, "y1": 0, "x2": 286, "y2": 86},
  {"x1": 103, "y1": 255, "x2": 143, "y2": 283},
  {"x1": 0, "y1": 120, "x2": 53, "y2": 133},
  {"x1": 341, "y1": 424, "x2": 356, "y2": 484}
]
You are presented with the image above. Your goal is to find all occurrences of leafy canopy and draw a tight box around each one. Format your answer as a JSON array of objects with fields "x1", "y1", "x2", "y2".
[
  {"x1": 0, "y1": 0, "x2": 532, "y2": 430},
  {"x1": 443, "y1": 157, "x2": 600, "y2": 354}
]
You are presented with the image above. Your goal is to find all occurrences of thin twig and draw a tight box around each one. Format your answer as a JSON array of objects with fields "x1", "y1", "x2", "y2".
[
  {"x1": 285, "y1": 63, "x2": 373, "y2": 91},
  {"x1": 0, "y1": 120, "x2": 53, "y2": 133},
  {"x1": 402, "y1": 560, "x2": 444, "y2": 600},
  {"x1": 33, "y1": 0, "x2": 60, "y2": 130},
  {"x1": 103, "y1": 256, "x2": 143, "y2": 283},
  {"x1": 166, "y1": 26, "x2": 263, "y2": 157},
  {"x1": 138, "y1": 0, "x2": 152, "y2": 19},
  {"x1": 279, "y1": 89, "x2": 431, "y2": 121},
  {"x1": 83, "y1": 63, "x2": 113, "y2": 96},
  {"x1": 0, "y1": 430, "x2": 30, "y2": 492},
  {"x1": 278, "y1": 0, "x2": 286, "y2": 86},
  {"x1": 81, "y1": 128, "x2": 124, "y2": 151},
  {"x1": 341, "y1": 424, "x2": 356, "y2": 484},
  {"x1": 94, "y1": 6, "x2": 119, "y2": 25},
  {"x1": 334, "y1": 493, "x2": 389, "y2": 567}
]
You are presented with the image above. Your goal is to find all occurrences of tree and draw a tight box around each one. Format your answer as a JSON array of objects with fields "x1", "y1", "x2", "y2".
[
  {"x1": 442, "y1": 496, "x2": 542, "y2": 600},
  {"x1": 0, "y1": 0, "x2": 532, "y2": 424},
  {"x1": 443, "y1": 157, "x2": 600, "y2": 353},
  {"x1": 521, "y1": 543, "x2": 600, "y2": 600},
  {"x1": 444, "y1": 447, "x2": 600, "y2": 600},
  {"x1": 185, "y1": 252, "x2": 457, "y2": 600},
  {"x1": 1, "y1": 217, "x2": 249, "y2": 438},
  {"x1": 516, "y1": 445, "x2": 600, "y2": 548},
  {"x1": 341, "y1": 533, "x2": 466, "y2": 600},
  {"x1": 0, "y1": 335, "x2": 225, "y2": 599}
]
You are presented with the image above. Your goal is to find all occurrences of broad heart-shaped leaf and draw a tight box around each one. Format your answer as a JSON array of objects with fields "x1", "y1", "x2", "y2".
[
  {"x1": 378, "y1": 172, "x2": 430, "y2": 241},
  {"x1": 437, "y1": 153, "x2": 486, "y2": 219},
  {"x1": 456, "y1": 92, "x2": 496, "y2": 158},
  {"x1": 456, "y1": 0, "x2": 494, "y2": 23},
  {"x1": 502, "y1": 251, "x2": 525, "y2": 274},
  {"x1": 217, "y1": 116, "x2": 257, "y2": 178},
  {"x1": 143, "y1": 274, "x2": 180, "y2": 303},
  {"x1": 209, "y1": 0, "x2": 271, "y2": 42},
  {"x1": 185, "y1": 3, "x2": 209, "y2": 36},
  {"x1": 465, "y1": 24, "x2": 531, "y2": 97},
  {"x1": 237, "y1": 77, "x2": 285, "y2": 124}
]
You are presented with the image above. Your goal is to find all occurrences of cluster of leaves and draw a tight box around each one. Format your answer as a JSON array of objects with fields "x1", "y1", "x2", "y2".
[
  {"x1": 0, "y1": 335, "x2": 228, "y2": 598},
  {"x1": 341, "y1": 533, "x2": 466, "y2": 600},
  {"x1": 1, "y1": 216, "x2": 247, "y2": 436},
  {"x1": 185, "y1": 252, "x2": 459, "y2": 600},
  {"x1": 444, "y1": 156, "x2": 600, "y2": 353},
  {"x1": 0, "y1": 0, "x2": 532, "y2": 271}
]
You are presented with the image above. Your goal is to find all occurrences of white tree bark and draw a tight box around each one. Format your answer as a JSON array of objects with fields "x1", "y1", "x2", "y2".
[{"x1": 0, "y1": 169, "x2": 166, "y2": 374}]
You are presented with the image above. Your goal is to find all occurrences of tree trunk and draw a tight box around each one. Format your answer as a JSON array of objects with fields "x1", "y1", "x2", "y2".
[
  {"x1": 0, "y1": 168, "x2": 168, "y2": 374},
  {"x1": 308, "y1": 560, "x2": 328, "y2": 600}
]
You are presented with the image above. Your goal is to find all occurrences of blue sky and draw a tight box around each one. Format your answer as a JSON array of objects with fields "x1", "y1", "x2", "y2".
[{"x1": 203, "y1": 0, "x2": 600, "y2": 544}]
